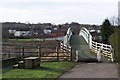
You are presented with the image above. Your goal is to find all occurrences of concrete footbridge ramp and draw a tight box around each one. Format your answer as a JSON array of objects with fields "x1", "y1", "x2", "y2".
[
  {"x1": 60, "y1": 27, "x2": 118, "y2": 79},
  {"x1": 70, "y1": 35, "x2": 97, "y2": 62},
  {"x1": 63, "y1": 27, "x2": 114, "y2": 62}
]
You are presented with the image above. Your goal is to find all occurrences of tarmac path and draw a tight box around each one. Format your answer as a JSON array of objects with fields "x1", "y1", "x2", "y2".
[
  {"x1": 59, "y1": 63, "x2": 118, "y2": 79},
  {"x1": 59, "y1": 35, "x2": 119, "y2": 79}
]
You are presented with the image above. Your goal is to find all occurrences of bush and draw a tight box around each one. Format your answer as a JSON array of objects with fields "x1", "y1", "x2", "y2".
[{"x1": 109, "y1": 30, "x2": 120, "y2": 62}]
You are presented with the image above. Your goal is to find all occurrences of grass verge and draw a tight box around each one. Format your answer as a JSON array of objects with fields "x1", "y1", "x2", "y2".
[
  {"x1": 2, "y1": 61, "x2": 75, "y2": 80},
  {"x1": 8, "y1": 38, "x2": 45, "y2": 42}
]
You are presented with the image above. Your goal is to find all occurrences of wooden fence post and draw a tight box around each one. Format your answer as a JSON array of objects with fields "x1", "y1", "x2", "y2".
[
  {"x1": 66, "y1": 46, "x2": 68, "y2": 59},
  {"x1": 56, "y1": 47, "x2": 59, "y2": 61},
  {"x1": 70, "y1": 47, "x2": 72, "y2": 61},
  {"x1": 38, "y1": 46, "x2": 41, "y2": 62},
  {"x1": 8, "y1": 51, "x2": 10, "y2": 58},
  {"x1": 62, "y1": 43, "x2": 64, "y2": 53},
  {"x1": 21, "y1": 46, "x2": 24, "y2": 59}
]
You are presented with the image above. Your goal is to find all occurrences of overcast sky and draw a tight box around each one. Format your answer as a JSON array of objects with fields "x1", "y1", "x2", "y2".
[{"x1": 0, "y1": 0, "x2": 119, "y2": 25}]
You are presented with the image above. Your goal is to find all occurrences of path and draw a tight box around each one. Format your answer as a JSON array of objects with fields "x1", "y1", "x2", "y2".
[
  {"x1": 59, "y1": 63, "x2": 118, "y2": 79},
  {"x1": 70, "y1": 35, "x2": 110, "y2": 62},
  {"x1": 59, "y1": 35, "x2": 119, "y2": 79},
  {"x1": 70, "y1": 35, "x2": 96, "y2": 59}
]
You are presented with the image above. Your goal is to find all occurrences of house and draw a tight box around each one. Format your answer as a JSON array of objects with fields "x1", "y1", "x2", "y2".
[
  {"x1": 44, "y1": 28, "x2": 52, "y2": 34},
  {"x1": 14, "y1": 31, "x2": 31, "y2": 38},
  {"x1": 53, "y1": 27, "x2": 58, "y2": 30},
  {"x1": 8, "y1": 29, "x2": 16, "y2": 34}
]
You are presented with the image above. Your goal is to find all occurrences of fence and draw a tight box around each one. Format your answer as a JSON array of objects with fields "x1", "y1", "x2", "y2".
[
  {"x1": 2, "y1": 42, "x2": 72, "y2": 62},
  {"x1": 91, "y1": 41, "x2": 114, "y2": 61},
  {"x1": 60, "y1": 42, "x2": 72, "y2": 61}
]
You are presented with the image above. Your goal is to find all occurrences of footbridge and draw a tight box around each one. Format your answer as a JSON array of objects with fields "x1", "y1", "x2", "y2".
[{"x1": 63, "y1": 27, "x2": 114, "y2": 62}]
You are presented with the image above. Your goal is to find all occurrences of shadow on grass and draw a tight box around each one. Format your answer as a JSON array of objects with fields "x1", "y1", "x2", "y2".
[
  {"x1": 2, "y1": 62, "x2": 76, "y2": 80},
  {"x1": 30, "y1": 66, "x2": 64, "y2": 73},
  {"x1": 2, "y1": 66, "x2": 62, "y2": 73},
  {"x1": 2, "y1": 66, "x2": 13, "y2": 73}
]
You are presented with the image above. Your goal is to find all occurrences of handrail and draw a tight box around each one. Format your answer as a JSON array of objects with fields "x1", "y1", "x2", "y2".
[{"x1": 91, "y1": 41, "x2": 114, "y2": 62}]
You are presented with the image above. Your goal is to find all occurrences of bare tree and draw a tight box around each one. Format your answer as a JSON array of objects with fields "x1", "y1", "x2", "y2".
[
  {"x1": 110, "y1": 16, "x2": 120, "y2": 27},
  {"x1": 117, "y1": 18, "x2": 120, "y2": 26}
]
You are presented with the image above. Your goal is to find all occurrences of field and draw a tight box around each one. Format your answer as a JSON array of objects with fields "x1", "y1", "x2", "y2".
[
  {"x1": 2, "y1": 61, "x2": 75, "y2": 79},
  {"x1": 2, "y1": 40, "x2": 59, "y2": 59},
  {"x1": 7, "y1": 38, "x2": 45, "y2": 42},
  {"x1": 2, "y1": 39, "x2": 72, "y2": 62},
  {"x1": 2, "y1": 39, "x2": 74, "y2": 79}
]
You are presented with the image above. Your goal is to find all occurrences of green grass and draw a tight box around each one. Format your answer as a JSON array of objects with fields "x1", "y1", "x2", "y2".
[
  {"x1": 8, "y1": 39, "x2": 34, "y2": 42},
  {"x1": 7, "y1": 38, "x2": 46, "y2": 42},
  {"x1": 2, "y1": 61, "x2": 75, "y2": 79}
]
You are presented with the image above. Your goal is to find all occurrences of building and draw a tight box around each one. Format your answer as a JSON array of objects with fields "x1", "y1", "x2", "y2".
[
  {"x1": 44, "y1": 28, "x2": 52, "y2": 34},
  {"x1": 14, "y1": 31, "x2": 31, "y2": 38},
  {"x1": 8, "y1": 29, "x2": 16, "y2": 34},
  {"x1": 118, "y1": 1, "x2": 120, "y2": 26}
]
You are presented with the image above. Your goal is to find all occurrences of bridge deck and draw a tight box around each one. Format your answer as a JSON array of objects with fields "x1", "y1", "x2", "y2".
[{"x1": 70, "y1": 35, "x2": 110, "y2": 62}]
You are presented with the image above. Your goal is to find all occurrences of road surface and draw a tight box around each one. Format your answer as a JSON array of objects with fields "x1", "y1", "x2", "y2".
[{"x1": 59, "y1": 63, "x2": 118, "y2": 79}]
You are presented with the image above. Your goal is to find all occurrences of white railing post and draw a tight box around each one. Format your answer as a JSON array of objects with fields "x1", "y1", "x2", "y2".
[
  {"x1": 110, "y1": 46, "x2": 114, "y2": 62},
  {"x1": 97, "y1": 48, "x2": 102, "y2": 62},
  {"x1": 89, "y1": 35, "x2": 92, "y2": 49},
  {"x1": 76, "y1": 50, "x2": 79, "y2": 61},
  {"x1": 111, "y1": 48, "x2": 114, "y2": 62}
]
